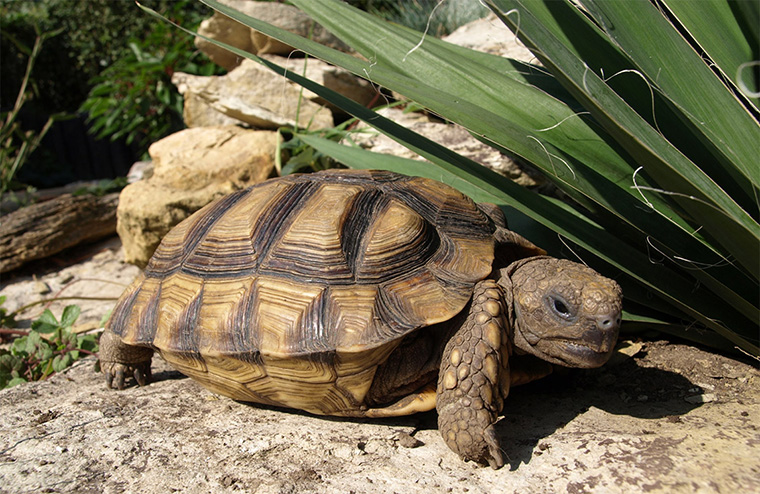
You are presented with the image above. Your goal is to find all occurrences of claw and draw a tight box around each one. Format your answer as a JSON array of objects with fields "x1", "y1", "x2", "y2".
[
  {"x1": 484, "y1": 424, "x2": 505, "y2": 469},
  {"x1": 105, "y1": 371, "x2": 115, "y2": 389},
  {"x1": 134, "y1": 366, "x2": 148, "y2": 387},
  {"x1": 114, "y1": 368, "x2": 126, "y2": 390}
]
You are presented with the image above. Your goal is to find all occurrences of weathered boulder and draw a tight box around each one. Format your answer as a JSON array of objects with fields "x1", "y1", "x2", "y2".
[
  {"x1": 442, "y1": 12, "x2": 537, "y2": 62},
  {"x1": 116, "y1": 126, "x2": 277, "y2": 267},
  {"x1": 269, "y1": 54, "x2": 377, "y2": 112},
  {"x1": 172, "y1": 58, "x2": 335, "y2": 130},
  {"x1": 196, "y1": 0, "x2": 351, "y2": 70},
  {"x1": 350, "y1": 108, "x2": 544, "y2": 187}
]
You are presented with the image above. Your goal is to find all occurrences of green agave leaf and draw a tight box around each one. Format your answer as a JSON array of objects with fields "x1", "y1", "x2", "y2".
[
  {"x1": 488, "y1": 0, "x2": 759, "y2": 277},
  {"x1": 662, "y1": 0, "x2": 759, "y2": 111},
  {"x1": 288, "y1": 1, "x2": 757, "y2": 300},
  {"x1": 205, "y1": 0, "x2": 742, "y2": 280},
  {"x1": 581, "y1": 0, "x2": 759, "y2": 186}
]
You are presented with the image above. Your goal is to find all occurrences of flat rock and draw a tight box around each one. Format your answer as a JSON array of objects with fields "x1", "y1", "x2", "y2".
[
  {"x1": 443, "y1": 13, "x2": 538, "y2": 63},
  {"x1": 0, "y1": 237, "x2": 140, "y2": 328},
  {"x1": 0, "y1": 335, "x2": 756, "y2": 493},
  {"x1": 173, "y1": 59, "x2": 335, "y2": 130}
]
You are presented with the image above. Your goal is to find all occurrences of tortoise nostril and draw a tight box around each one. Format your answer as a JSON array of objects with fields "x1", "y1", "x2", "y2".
[{"x1": 597, "y1": 312, "x2": 621, "y2": 331}]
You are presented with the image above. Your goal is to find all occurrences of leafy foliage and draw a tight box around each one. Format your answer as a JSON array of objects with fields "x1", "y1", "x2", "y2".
[
  {"x1": 78, "y1": 4, "x2": 223, "y2": 156},
  {"x1": 73, "y1": 177, "x2": 129, "y2": 197},
  {"x1": 0, "y1": 0, "x2": 214, "y2": 113},
  {"x1": 0, "y1": 305, "x2": 97, "y2": 389},
  {"x1": 0, "y1": 296, "x2": 17, "y2": 329},
  {"x1": 278, "y1": 117, "x2": 375, "y2": 176}
]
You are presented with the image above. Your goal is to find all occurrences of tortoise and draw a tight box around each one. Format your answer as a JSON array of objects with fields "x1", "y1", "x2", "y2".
[{"x1": 100, "y1": 169, "x2": 622, "y2": 468}]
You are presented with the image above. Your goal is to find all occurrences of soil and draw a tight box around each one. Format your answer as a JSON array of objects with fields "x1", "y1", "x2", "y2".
[{"x1": 0, "y1": 237, "x2": 758, "y2": 493}]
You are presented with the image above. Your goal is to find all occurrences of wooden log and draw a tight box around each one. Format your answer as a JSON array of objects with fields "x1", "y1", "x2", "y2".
[{"x1": 0, "y1": 192, "x2": 119, "y2": 273}]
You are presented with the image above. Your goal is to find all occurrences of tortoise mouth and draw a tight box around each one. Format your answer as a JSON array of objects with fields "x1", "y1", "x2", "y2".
[
  {"x1": 544, "y1": 326, "x2": 619, "y2": 367},
  {"x1": 550, "y1": 339, "x2": 615, "y2": 367}
]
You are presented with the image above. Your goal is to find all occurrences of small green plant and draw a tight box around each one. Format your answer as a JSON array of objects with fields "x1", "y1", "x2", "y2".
[
  {"x1": 278, "y1": 118, "x2": 373, "y2": 175},
  {"x1": 0, "y1": 296, "x2": 17, "y2": 329},
  {"x1": 0, "y1": 305, "x2": 98, "y2": 389}
]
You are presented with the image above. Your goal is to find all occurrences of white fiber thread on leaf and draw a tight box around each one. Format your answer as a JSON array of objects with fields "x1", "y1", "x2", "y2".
[
  {"x1": 645, "y1": 236, "x2": 734, "y2": 270},
  {"x1": 634, "y1": 184, "x2": 729, "y2": 217},
  {"x1": 602, "y1": 68, "x2": 662, "y2": 135},
  {"x1": 361, "y1": 38, "x2": 392, "y2": 110},
  {"x1": 557, "y1": 235, "x2": 589, "y2": 267},
  {"x1": 632, "y1": 167, "x2": 734, "y2": 224},
  {"x1": 582, "y1": 63, "x2": 593, "y2": 93},
  {"x1": 737, "y1": 61, "x2": 760, "y2": 98},
  {"x1": 535, "y1": 112, "x2": 591, "y2": 132},
  {"x1": 632, "y1": 167, "x2": 654, "y2": 208},
  {"x1": 527, "y1": 135, "x2": 575, "y2": 180},
  {"x1": 501, "y1": 8, "x2": 521, "y2": 41},
  {"x1": 403, "y1": 0, "x2": 446, "y2": 62}
]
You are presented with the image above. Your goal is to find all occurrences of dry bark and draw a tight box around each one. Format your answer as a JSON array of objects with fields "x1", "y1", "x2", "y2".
[{"x1": 0, "y1": 192, "x2": 118, "y2": 273}]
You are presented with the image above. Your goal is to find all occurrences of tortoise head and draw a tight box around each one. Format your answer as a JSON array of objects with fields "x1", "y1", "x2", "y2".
[{"x1": 502, "y1": 257, "x2": 623, "y2": 368}]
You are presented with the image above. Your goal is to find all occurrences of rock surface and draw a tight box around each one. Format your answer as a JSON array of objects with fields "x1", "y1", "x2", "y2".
[
  {"x1": 195, "y1": 0, "x2": 350, "y2": 70},
  {"x1": 173, "y1": 59, "x2": 335, "y2": 130},
  {"x1": 0, "y1": 237, "x2": 758, "y2": 493},
  {"x1": 0, "y1": 338, "x2": 757, "y2": 493},
  {"x1": 0, "y1": 237, "x2": 140, "y2": 329},
  {"x1": 443, "y1": 12, "x2": 537, "y2": 62},
  {"x1": 116, "y1": 127, "x2": 277, "y2": 267}
]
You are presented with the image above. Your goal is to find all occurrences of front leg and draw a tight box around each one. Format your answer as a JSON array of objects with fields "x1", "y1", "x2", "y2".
[
  {"x1": 99, "y1": 329, "x2": 154, "y2": 389},
  {"x1": 436, "y1": 280, "x2": 510, "y2": 469}
]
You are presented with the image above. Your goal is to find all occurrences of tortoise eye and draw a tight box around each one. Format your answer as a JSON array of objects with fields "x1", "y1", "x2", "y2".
[{"x1": 548, "y1": 296, "x2": 574, "y2": 320}]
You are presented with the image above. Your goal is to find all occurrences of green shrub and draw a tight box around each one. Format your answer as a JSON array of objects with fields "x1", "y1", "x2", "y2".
[
  {"x1": 0, "y1": 25, "x2": 70, "y2": 200},
  {"x1": 0, "y1": 0, "x2": 214, "y2": 113}
]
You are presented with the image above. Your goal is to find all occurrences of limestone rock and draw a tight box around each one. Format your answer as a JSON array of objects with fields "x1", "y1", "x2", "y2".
[
  {"x1": 172, "y1": 59, "x2": 334, "y2": 130},
  {"x1": 443, "y1": 13, "x2": 538, "y2": 63},
  {"x1": 196, "y1": 0, "x2": 350, "y2": 70},
  {"x1": 116, "y1": 127, "x2": 277, "y2": 267},
  {"x1": 265, "y1": 54, "x2": 377, "y2": 111},
  {"x1": 350, "y1": 108, "x2": 544, "y2": 187},
  {"x1": 180, "y1": 92, "x2": 248, "y2": 129}
]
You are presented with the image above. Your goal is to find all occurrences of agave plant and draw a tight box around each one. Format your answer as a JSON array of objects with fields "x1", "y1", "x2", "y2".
[{"x1": 141, "y1": 0, "x2": 758, "y2": 356}]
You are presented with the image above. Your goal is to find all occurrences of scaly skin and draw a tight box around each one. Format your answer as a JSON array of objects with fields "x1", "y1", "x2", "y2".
[
  {"x1": 99, "y1": 329, "x2": 154, "y2": 390},
  {"x1": 436, "y1": 279, "x2": 510, "y2": 469}
]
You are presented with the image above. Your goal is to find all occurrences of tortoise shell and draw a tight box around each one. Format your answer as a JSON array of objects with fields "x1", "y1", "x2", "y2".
[{"x1": 107, "y1": 169, "x2": 496, "y2": 413}]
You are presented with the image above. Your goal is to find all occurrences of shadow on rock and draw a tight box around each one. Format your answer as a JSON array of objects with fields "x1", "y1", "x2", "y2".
[{"x1": 497, "y1": 357, "x2": 701, "y2": 470}]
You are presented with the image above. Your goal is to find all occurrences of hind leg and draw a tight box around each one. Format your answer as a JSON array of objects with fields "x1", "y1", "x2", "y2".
[{"x1": 99, "y1": 329, "x2": 154, "y2": 389}]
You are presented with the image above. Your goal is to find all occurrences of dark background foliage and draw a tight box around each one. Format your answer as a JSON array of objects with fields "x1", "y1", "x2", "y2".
[{"x1": 0, "y1": 0, "x2": 217, "y2": 187}]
